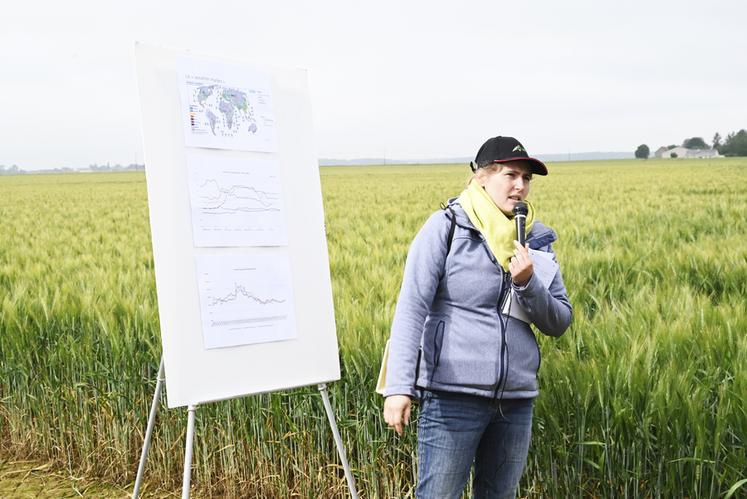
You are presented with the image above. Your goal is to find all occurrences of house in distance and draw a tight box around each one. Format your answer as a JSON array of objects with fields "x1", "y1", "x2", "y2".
[{"x1": 654, "y1": 146, "x2": 722, "y2": 159}]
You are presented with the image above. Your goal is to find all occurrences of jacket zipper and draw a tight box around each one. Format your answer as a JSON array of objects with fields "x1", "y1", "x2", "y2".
[{"x1": 473, "y1": 229, "x2": 522, "y2": 399}]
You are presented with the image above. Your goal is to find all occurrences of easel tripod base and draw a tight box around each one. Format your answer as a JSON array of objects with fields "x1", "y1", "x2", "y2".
[{"x1": 131, "y1": 357, "x2": 359, "y2": 499}]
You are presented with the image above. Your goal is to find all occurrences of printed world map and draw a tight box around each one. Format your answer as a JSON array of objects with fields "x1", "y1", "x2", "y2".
[
  {"x1": 178, "y1": 57, "x2": 277, "y2": 151},
  {"x1": 189, "y1": 85, "x2": 259, "y2": 138}
]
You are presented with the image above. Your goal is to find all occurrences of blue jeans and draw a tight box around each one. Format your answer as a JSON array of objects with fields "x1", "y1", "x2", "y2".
[{"x1": 416, "y1": 391, "x2": 534, "y2": 499}]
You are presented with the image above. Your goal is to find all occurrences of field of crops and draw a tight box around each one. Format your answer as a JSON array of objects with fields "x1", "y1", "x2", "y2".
[{"x1": 1, "y1": 159, "x2": 746, "y2": 497}]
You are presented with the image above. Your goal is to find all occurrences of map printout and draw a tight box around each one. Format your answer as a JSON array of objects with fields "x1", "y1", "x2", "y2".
[
  {"x1": 177, "y1": 57, "x2": 277, "y2": 152},
  {"x1": 195, "y1": 253, "x2": 297, "y2": 349}
]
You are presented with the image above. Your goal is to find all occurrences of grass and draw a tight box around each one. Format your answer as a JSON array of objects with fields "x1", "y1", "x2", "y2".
[
  {"x1": 0, "y1": 458, "x2": 139, "y2": 498},
  {"x1": 1, "y1": 159, "x2": 746, "y2": 497}
]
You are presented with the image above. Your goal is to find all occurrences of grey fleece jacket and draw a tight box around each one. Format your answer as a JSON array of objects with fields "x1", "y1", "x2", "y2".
[{"x1": 383, "y1": 202, "x2": 572, "y2": 400}]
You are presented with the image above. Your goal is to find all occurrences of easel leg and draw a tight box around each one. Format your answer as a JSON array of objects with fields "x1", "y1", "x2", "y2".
[
  {"x1": 181, "y1": 404, "x2": 198, "y2": 499},
  {"x1": 132, "y1": 357, "x2": 165, "y2": 499},
  {"x1": 318, "y1": 384, "x2": 359, "y2": 499}
]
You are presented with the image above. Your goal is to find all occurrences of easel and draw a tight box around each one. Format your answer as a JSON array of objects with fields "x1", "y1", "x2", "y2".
[{"x1": 132, "y1": 357, "x2": 359, "y2": 499}]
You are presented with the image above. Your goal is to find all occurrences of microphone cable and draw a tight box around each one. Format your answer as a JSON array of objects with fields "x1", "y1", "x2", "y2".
[{"x1": 493, "y1": 272, "x2": 513, "y2": 416}]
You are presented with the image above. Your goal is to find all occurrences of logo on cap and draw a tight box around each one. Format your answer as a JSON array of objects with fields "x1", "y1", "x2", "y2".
[{"x1": 512, "y1": 145, "x2": 526, "y2": 152}]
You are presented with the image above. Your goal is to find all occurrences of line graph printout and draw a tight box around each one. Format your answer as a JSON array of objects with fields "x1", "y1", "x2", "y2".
[
  {"x1": 187, "y1": 153, "x2": 288, "y2": 247},
  {"x1": 177, "y1": 57, "x2": 277, "y2": 152},
  {"x1": 195, "y1": 254, "x2": 297, "y2": 349}
]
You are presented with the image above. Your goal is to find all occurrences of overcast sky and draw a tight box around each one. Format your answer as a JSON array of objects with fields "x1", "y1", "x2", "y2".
[{"x1": 2, "y1": 0, "x2": 746, "y2": 169}]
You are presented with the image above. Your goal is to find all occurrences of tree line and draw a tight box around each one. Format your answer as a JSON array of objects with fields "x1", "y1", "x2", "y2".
[
  {"x1": 0, "y1": 163, "x2": 145, "y2": 175},
  {"x1": 635, "y1": 129, "x2": 747, "y2": 159}
]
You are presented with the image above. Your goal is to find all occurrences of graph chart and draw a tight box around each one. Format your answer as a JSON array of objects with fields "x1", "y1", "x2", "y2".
[
  {"x1": 187, "y1": 153, "x2": 288, "y2": 247},
  {"x1": 195, "y1": 253, "x2": 296, "y2": 349}
]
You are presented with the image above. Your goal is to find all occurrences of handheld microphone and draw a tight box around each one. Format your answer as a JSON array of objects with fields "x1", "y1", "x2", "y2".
[{"x1": 513, "y1": 202, "x2": 528, "y2": 246}]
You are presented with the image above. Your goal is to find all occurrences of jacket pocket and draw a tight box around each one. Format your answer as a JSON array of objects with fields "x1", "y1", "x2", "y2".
[
  {"x1": 433, "y1": 320, "x2": 445, "y2": 368},
  {"x1": 504, "y1": 321, "x2": 541, "y2": 393},
  {"x1": 420, "y1": 315, "x2": 446, "y2": 382},
  {"x1": 428, "y1": 314, "x2": 500, "y2": 389}
]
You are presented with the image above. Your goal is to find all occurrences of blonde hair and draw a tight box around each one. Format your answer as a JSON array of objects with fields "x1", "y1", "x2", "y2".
[{"x1": 466, "y1": 163, "x2": 503, "y2": 185}]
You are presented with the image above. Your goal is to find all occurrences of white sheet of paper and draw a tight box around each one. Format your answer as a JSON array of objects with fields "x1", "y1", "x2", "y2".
[
  {"x1": 195, "y1": 253, "x2": 297, "y2": 349},
  {"x1": 527, "y1": 249, "x2": 559, "y2": 288},
  {"x1": 177, "y1": 57, "x2": 277, "y2": 152},
  {"x1": 502, "y1": 249, "x2": 560, "y2": 323},
  {"x1": 186, "y1": 152, "x2": 288, "y2": 247}
]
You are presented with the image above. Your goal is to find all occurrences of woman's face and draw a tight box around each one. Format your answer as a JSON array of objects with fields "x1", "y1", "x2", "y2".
[{"x1": 476, "y1": 161, "x2": 533, "y2": 216}]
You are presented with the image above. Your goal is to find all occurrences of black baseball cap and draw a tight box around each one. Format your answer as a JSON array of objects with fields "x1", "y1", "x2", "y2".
[{"x1": 470, "y1": 136, "x2": 548, "y2": 175}]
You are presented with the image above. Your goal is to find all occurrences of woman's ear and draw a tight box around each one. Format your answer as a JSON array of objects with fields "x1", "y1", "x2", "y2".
[{"x1": 474, "y1": 170, "x2": 488, "y2": 187}]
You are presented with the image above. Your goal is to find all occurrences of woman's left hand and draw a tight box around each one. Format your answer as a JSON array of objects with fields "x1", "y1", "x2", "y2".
[{"x1": 509, "y1": 240, "x2": 533, "y2": 286}]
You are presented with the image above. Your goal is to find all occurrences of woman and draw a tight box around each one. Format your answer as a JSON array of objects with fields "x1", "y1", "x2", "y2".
[{"x1": 382, "y1": 136, "x2": 572, "y2": 498}]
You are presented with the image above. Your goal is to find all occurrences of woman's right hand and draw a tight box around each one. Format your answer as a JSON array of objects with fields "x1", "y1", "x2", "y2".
[{"x1": 383, "y1": 395, "x2": 412, "y2": 436}]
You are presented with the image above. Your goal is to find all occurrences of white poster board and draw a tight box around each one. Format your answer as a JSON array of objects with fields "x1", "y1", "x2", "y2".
[{"x1": 135, "y1": 43, "x2": 340, "y2": 408}]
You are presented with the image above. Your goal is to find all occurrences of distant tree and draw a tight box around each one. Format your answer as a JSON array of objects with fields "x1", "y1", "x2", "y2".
[
  {"x1": 712, "y1": 132, "x2": 722, "y2": 149},
  {"x1": 0, "y1": 164, "x2": 22, "y2": 175},
  {"x1": 635, "y1": 144, "x2": 650, "y2": 159},
  {"x1": 670, "y1": 152, "x2": 678, "y2": 158},
  {"x1": 667, "y1": 144, "x2": 677, "y2": 150},
  {"x1": 720, "y1": 129, "x2": 747, "y2": 156},
  {"x1": 683, "y1": 137, "x2": 708, "y2": 149}
]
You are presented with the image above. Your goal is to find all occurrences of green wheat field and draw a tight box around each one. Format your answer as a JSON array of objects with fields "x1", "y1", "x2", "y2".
[{"x1": 1, "y1": 159, "x2": 746, "y2": 498}]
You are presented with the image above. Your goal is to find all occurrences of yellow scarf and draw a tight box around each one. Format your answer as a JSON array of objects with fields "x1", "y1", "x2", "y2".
[{"x1": 457, "y1": 180, "x2": 535, "y2": 270}]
